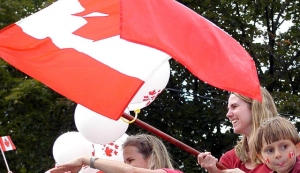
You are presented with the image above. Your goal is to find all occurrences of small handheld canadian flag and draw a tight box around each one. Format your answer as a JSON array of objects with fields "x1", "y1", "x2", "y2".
[
  {"x1": 0, "y1": 136, "x2": 16, "y2": 172},
  {"x1": 0, "y1": 136, "x2": 16, "y2": 152}
]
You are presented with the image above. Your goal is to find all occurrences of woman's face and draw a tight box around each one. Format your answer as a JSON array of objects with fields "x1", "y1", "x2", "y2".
[
  {"x1": 226, "y1": 94, "x2": 253, "y2": 137},
  {"x1": 123, "y1": 145, "x2": 149, "y2": 168}
]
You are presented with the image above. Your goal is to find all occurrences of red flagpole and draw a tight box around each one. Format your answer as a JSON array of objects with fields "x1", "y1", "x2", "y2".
[{"x1": 122, "y1": 112, "x2": 227, "y2": 170}]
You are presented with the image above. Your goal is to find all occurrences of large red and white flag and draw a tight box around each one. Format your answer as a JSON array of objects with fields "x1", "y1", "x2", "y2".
[
  {"x1": 0, "y1": 0, "x2": 261, "y2": 120},
  {"x1": 0, "y1": 136, "x2": 16, "y2": 152}
]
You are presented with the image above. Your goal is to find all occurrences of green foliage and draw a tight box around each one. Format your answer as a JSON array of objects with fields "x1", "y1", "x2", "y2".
[
  {"x1": 0, "y1": 0, "x2": 299, "y2": 172},
  {"x1": 0, "y1": 60, "x2": 76, "y2": 172}
]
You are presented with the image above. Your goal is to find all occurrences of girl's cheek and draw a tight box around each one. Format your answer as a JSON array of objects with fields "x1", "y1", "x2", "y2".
[{"x1": 265, "y1": 158, "x2": 270, "y2": 163}]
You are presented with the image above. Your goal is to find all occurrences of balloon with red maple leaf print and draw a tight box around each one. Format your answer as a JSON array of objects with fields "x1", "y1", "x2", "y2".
[
  {"x1": 94, "y1": 133, "x2": 128, "y2": 162},
  {"x1": 127, "y1": 59, "x2": 170, "y2": 111}
]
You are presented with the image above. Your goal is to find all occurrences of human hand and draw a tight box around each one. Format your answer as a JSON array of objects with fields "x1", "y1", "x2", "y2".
[
  {"x1": 220, "y1": 168, "x2": 245, "y2": 173},
  {"x1": 46, "y1": 157, "x2": 84, "y2": 173},
  {"x1": 197, "y1": 152, "x2": 219, "y2": 173}
]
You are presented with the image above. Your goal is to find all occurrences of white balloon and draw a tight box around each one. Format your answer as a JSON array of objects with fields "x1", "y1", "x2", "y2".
[
  {"x1": 127, "y1": 101, "x2": 149, "y2": 112},
  {"x1": 94, "y1": 133, "x2": 128, "y2": 162},
  {"x1": 128, "y1": 60, "x2": 170, "y2": 111},
  {"x1": 75, "y1": 104, "x2": 129, "y2": 144},
  {"x1": 52, "y1": 131, "x2": 94, "y2": 164}
]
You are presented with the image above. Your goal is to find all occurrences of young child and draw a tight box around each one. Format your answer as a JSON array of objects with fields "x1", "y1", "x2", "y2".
[{"x1": 250, "y1": 116, "x2": 300, "y2": 173}]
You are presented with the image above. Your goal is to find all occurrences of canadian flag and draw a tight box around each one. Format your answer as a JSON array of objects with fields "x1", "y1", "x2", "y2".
[
  {"x1": 0, "y1": 0, "x2": 261, "y2": 120},
  {"x1": 0, "y1": 136, "x2": 16, "y2": 152}
]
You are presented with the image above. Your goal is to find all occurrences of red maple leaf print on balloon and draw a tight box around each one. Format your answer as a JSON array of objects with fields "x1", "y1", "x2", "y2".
[
  {"x1": 143, "y1": 90, "x2": 162, "y2": 106},
  {"x1": 104, "y1": 147, "x2": 113, "y2": 156},
  {"x1": 102, "y1": 142, "x2": 120, "y2": 157},
  {"x1": 92, "y1": 144, "x2": 95, "y2": 156},
  {"x1": 72, "y1": 0, "x2": 120, "y2": 41}
]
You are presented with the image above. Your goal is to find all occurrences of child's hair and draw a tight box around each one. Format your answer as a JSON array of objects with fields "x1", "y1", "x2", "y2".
[
  {"x1": 122, "y1": 134, "x2": 174, "y2": 169},
  {"x1": 250, "y1": 116, "x2": 300, "y2": 164}
]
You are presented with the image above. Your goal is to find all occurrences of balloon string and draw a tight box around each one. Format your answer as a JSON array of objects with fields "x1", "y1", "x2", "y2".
[{"x1": 121, "y1": 109, "x2": 139, "y2": 124}]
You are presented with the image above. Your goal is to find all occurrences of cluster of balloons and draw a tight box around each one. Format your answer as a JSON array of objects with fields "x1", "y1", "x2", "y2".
[
  {"x1": 51, "y1": 58, "x2": 170, "y2": 172},
  {"x1": 52, "y1": 104, "x2": 130, "y2": 172},
  {"x1": 52, "y1": 131, "x2": 128, "y2": 172}
]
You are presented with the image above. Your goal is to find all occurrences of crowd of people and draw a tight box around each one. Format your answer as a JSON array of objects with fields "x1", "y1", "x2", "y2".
[{"x1": 43, "y1": 86, "x2": 299, "y2": 173}]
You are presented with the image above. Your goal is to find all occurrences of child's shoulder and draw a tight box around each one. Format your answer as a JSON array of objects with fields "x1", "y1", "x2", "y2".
[{"x1": 291, "y1": 158, "x2": 300, "y2": 173}]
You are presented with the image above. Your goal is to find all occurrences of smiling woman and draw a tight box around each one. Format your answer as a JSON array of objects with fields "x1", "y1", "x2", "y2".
[
  {"x1": 197, "y1": 87, "x2": 279, "y2": 173},
  {"x1": 47, "y1": 134, "x2": 183, "y2": 173}
]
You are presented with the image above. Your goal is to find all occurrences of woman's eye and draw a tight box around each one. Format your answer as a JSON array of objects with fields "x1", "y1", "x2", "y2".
[{"x1": 281, "y1": 145, "x2": 288, "y2": 149}]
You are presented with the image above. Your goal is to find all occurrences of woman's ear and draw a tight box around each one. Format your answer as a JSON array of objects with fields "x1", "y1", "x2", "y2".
[{"x1": 295, "y1": 142, "x2": 300, "y2": 156}]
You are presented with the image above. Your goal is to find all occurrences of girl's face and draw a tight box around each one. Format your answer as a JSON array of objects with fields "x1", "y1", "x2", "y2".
[
  {"x1": 123, "y1": 145, "x2": 149, "y2": 169},
  {"x1": 258, "y1": 139, "x2": 300, "y2": 173},
  {"x1": 226, "y1": 94, "x2": 252, "y2": 137}
]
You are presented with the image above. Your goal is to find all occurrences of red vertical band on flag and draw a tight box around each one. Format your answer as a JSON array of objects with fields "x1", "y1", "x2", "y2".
[{"x1": 120, "y1": 0, "x2": 261, "y2": 100}]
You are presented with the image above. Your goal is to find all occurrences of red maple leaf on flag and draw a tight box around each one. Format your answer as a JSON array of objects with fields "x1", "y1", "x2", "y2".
[
  {"x1": 4, "y1": 139, "x2": 10, "y2": 147},
  {"x1": 72, "y1": 0, "x2": 120, "y2": 41}
]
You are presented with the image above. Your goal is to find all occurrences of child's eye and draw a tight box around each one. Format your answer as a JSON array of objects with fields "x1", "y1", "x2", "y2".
[
  {"x1": 281, "y1": 145, "x2": 288, "y2": 149},
  {"x1": 266, "y1": 148, "x2": 273, "y2": 154}
]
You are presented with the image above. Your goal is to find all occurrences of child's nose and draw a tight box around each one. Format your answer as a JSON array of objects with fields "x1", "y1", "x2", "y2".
[{"x1": 274, "y1": 149, "x2": 282, "y2": 158}]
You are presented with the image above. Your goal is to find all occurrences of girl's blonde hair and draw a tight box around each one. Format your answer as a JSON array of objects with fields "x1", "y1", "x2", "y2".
[
  {"x1": 122, "y1": 134, "x2": 174, "y2": 169},
  {"x1": 250, "y1": 116, "x2": 300, "y2": 164},
  {"x1": 233, "y1": 87, "x2": 278, "y2": 163}
]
